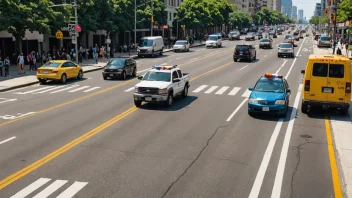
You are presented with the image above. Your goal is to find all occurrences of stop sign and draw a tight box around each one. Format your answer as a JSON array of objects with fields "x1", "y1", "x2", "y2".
[{"x1": 76, "y1": 25, "x2": 82, "y2": 32}]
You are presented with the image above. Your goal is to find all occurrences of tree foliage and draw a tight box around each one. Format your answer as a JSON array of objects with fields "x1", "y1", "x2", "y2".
[
  {"x1": 337, "y1": 0, "x2": 352, "y2": 22},
  {"x1": 229, "y1": 10, "x2": 252, "y2": 29},
  {"x1": 309, "y1": 16, "x2": 328, "y2": 26},
  {"x1": 253, "y1": 8, "x2": 294, "y2": 25}
]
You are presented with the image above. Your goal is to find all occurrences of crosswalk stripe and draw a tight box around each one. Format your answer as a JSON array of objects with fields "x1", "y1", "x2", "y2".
[
  {"x1": 228, "y1": 87, "x2": 241, "y2": 96},
  {"x1": 13, "y1": 87, "x2": 53, "y2": 94},
  {"x1": 205, "y1": 86, "x2": 219, "y2": 94},
  {"x1": 56, "y1": 181, "x2": 88, "y2": 198},
  {"x1": 124, "y1": 87, "x2": 135, "y2": 92},
  {"x1": 241, "y1": 89, "x2": 252, "y2": 98},
  {"x1": 68, "y1": 86, "x2": 90, "y2": 93},
  {"x1": 215, "y1": 86, "x2": 229, "y2": 95},
  {"x1": 50, "y1": 85, "x2": 79, "y2": 93},
  {"x1": 10, "y1": 178, "x2": 51, "y2": 198},
  {"x1": 192, "y1": 85, "x2": 208, "y2": 93},
  {"x1": 83, "y1": 87, "x2": 100, "y2": 92},
  {"x1": 35, "y1": 86, "x2": 66, "y2": 94},
  {"x1": 32, "y1": 180, "x2": 68, "y2": 198}
]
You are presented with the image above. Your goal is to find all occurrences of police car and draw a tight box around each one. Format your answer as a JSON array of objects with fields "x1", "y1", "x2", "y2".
[{"x1": 248, "y1": 73, "x2": 291, "y2": 116}]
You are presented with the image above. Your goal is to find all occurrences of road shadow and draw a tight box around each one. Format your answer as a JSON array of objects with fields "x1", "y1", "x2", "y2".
[
  {"x1": 40, "y1": 77, "x2": 89, "y2": 85},
  {"x1": 138, "y1": 95, "x2": 198, "y2": 111},
  {"x1": 303, "y1": 105, "x2": 352, "y2": 123},
  {"x1": 249, "y1": 106, "x2": 297, "y2": 122}
]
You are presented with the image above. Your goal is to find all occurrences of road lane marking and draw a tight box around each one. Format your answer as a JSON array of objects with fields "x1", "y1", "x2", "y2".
[
  {"x1": 176, "y1": 57, "x2": 182, "y2": 59},
  {"x1": 248, "y1": 118, "x2": 284, "y2": 198},
  {"x1": 83, "y1": 87, "x2": 100, "y2": 92},
  {"x1": 238, "y1": 65, "x2": 248, "y2": 71},
  {"x1": 285, "y1": 37, "x2": 306, "y2": 79},
  {"x1": 0, "y1": 112, "x2": 36, "y2": 120},
  {"x1": 215, "y1": 86, "x2": 229, "y2": 95},
  {"x1": 68, "y1": 86, "x2": 90, "y2": 93},
  {"x1": 137, "y1": 68, "x2": 151, "y2": 74},
  {"x1": 14, "y1": 87, "x2": 53, "y2": 95},
  {"x1": 270, "y1": 85, "x2": 302, "y2": 198},
  {"x1": 124, "y1": 87, "x2": 135, "y2": 92},
  {"x1": 50, "y1": 85, "x2": 79, "y2": 93},
  {"x1": 192, "y1": 85, "x2": 208, "y2": 93},
  {"x1": 264, "y1": 55, "x2": 267, "y2": 57},
  {"x1": 0, "y1": 136, "x2": 16, "y2": 145},
  {"x1": 10, "y1": 178, "x2": 51, "y2": 198},
  {"x1": 190, "y1": 62, "x2": 232, "y2": 81},
  {"x1": 35, "y1": 86, "x2": 65, "y2": 94},
  {"x1": 228, "y1": 87, "x2": 241, "y2": 96},
  {"x1": 324, "y1": 117, "x2": 343, "y2": 198},
  {"x1": 241, "y1": 89, "x2": 251, "y2": 97},
  {"x1": 204, "y1": 86, "x2": 218, "y2": 94},
  {"x1": 275, "y1": 59, "x2": 288, "y2": 74},
  {"x1": 32, "y1": 179, "x2": 68, "y2": 198},
  {"x1": 0, "y1": 98, "x2": 17, "y2": 104},
  {"x1": 226, "y1": 98, "x2": 248, "y2": 121},
  {"x1": 56, "y1": 181, "x2": 88, "y2": 198}
]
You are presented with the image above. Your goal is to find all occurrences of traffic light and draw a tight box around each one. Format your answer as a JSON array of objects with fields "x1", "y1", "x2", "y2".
[
  {"x1": 331, "y1": 13, "x2": 336, "y2": 22},
  {"x1": 151, "y1": 16, "x2": 154, "y2": 23},
  {"x1": 324, "y1": 8, "x2": 328, "y2": 15}
]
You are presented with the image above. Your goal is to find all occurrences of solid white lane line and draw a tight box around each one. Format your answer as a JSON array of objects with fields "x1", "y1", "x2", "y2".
[
  {"x1": 275, "y1": 59, "x2": 288, "y2": 74},
  {"x1": 176, "y1": 57, "x2": 182, "y2": 59},
  {"x1": 10, "y1": 178, "x2": 51, "y2": 198},
  {"x1": 50, "y1": 85, "x2": 79, "y2": 93},
  {"x1": 192, "y1": 85, "x2": 208, "y2": 93},
  {"x1": 0, "y1": 98, "x2": 17, "y2": 104},
  {"x1": 228, "y1": 87, "x2": 241, "y2": 96},
  {"x1": 271, "y1": 85, "x2": 302, "y2": 198},
  {"x1": 241, "y1": 89, "x2": 252, "y2": 98},
  {"x1": 248, "y1": 118, "x2": 284, "y2": 198},
  {"x1": 14, "y1": 86, "x2": 52, "y2": 94},
  {"x1": 137, "y1": 68, "x2": 151, "y2": 74},
  {"x1": 83, "y1": 87, "x2": 100, "y2": 92},
  {"x1": 215, "y1": 86, "x2": 230, "y2": 95},
  {"x1": 124, "y1": 87, "x2": 135, "y2": 92},
  {"x1": 238, "y1": 65, "x2": 248, "y2": 71},
  {"x1": 204, "y1": 86, "x2": 218, "y2": 94},
  {"x1": 226, "y1": 98, "x2": 248, "y2": 121},
  {"x1": 264, "y1": 55, "x2": 267, "y2": 57},
  {"x1": 285, "y1": 37, "x2": 306, "y2": 79},
  {"x1": 0, "y1": 136, "x2": 16, "y2": 145},
  {"x1": 33, "y1": 180, "x2": 68, "y2": 198},
  {"x1": 35, "y1": 86, "x2": 65, "y2": 94},
  {"x1": 56, "y1": 181, "x2": 88, "y2": 198},
  {"x1": 68, "y1": 86, "x2": 90, "y2": 93}
]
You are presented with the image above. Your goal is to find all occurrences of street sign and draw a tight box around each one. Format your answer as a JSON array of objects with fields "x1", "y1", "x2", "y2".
[
  {"x1": 71, "y1": 36, "x2": 76, "y2": 44},
  {"x1": 68, "y1": 24, "x2": 76, "y2": 34},
  {"x1": 56, "y1": 30, "x2": 63, "y2": 39}
]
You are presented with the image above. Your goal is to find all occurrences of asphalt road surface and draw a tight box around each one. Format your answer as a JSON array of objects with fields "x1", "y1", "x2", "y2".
[{"x1": 0, "y1": 33, "x2": 340, "y2": 198}]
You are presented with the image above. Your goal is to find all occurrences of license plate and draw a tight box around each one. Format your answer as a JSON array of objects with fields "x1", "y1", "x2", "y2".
[
  {"x1": 240, "y1": 53, "x2": 243, "y2": 55},
  {"x1": 43, "y1": 71, "x2": 49, "y2": 74},
  {"x1": 262, "y1": 107, "x2": 269, "y2": 111},
  {"x1": 145, "y1": 97, "x2": 152, "y2": 101},
  {"x1": 110, "y1": 74, "x2": 114, "y2": 77},
  {"x1": 323, "y1": 88, "x2": 332, "y2": 93}
]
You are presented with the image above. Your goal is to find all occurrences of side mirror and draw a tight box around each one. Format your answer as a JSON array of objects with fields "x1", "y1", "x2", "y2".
[
  {"x1": 137, "y1": 76, "x2": 143, "y2": 80},
  {"x1": 173, "y1": 78, "x2": 181, "y2": 83},
  {"x1": 248, "y1": 87, "x2": 254, "y2": 91},
  {"x1": 287, "y1": 88, "x2": 291, "y2": 93},
  {"x1": 301, "y1": 70, "x2": 305, "y2": 74}
]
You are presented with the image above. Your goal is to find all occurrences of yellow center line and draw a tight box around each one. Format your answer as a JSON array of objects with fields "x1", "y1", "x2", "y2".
[
  {"x1": 0, "y1": 48, "x2": 231, "y2": 128},
  {"x1": 0, "y1": 60, "x2": 232, "y2": 190},
  {"x1": 324, "y1": 115, "x2": 343, "y2": 198}
]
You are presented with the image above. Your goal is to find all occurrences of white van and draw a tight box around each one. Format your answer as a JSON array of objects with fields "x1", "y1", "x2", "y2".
[
  {"x1": 137, "y1": 36, "x2": 164, "y2": 58},
  {"x1": 206, "y1": 34, "x2": 222, "y2": 48}
]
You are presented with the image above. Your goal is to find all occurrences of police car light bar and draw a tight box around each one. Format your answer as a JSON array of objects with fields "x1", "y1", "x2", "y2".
[
  {"x1": 152, "y1": 65, "x2": 177, "y2": 70},
  {"x1": 264, "y1": 73, "x2": 283, "y2": 78}
]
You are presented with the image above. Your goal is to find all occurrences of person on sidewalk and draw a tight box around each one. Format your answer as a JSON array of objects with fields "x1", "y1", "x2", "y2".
[
  {"x1": 0, "y1": 57, "x2": 3, "y2": 76},
  {"x1": 32, "y1": 51, "x2": 37, "y2": 71},
  {"x1": 93, "y1": 45, "x2": 98, "y2": 64},
  {"x1": 4, "y1": 56, "x2": 10, "y2": 77},
  {"x1": 337, "y1": 47, "x2": 342, "y2": 55},
  {"x1": 27, "y1": 53, "x2": 33, "y2": 71},
  {"x1": 17, "y1": 53, "x2": 24, "y2": 74},
  {"x1": 345, "y1": 42, "x2": 349, "y2": 56}
]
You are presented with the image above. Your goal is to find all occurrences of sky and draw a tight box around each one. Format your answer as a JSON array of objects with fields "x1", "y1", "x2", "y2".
[{"x1": 292, "y1": 0, "x2": 321, "y2": 20}]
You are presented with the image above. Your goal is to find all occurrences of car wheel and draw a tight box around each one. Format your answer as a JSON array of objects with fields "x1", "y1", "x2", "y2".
[
  {"x1": 39, "y1": 79, "x2": 46, "y2": 84},
  {"x1": 132, "y1": 67, "x2": 137, "y2": 77},
  {"x1": 216, "y1": 44, "x2": 218, "y2": 48},
  {"x1": 182, "y1": 84, "x2": 188, "y2": 98},
  {"x1": 234, "y1": 58, "x2": 238, "y2": 62},
  {"x1": 103, "y1": 76, "x2": 107, "y2": 80},
  {"x1": 151, "y1": 51, "x2": 155, "y2": 58},
  {"x1": 340, "y1": 108, "x2": 349, "y2": 115},
  {"x1": 166, "y1": 92, "x2": 173, "y2": 107},
  {"x1": 77, "y1": 70, "x2": 83, "y2": 80},
  {"x1": 134, "y1": 100, "x2": 142, "y2": 107},
  {"x1": 187, "y1": 48, "x2": 189, "y2": 52},
  {"x1": 248, "y1": 111, "x2": 254, "y2": 117},
  {"x1": 278, "y1": 54, "x2": 280, "y2": 58},
  {"x1": 60, "y1": 73, "x2": 67, "y2": 84},
  {"x1": 160, "y1": 49, "x2": 163, "y2": 56},
  {"x1": 301, "y1": 102, "x2": 308, "y2": 114},
  {"x1": 122, "y1": 71, "x2": 127, "y2": 80},
  {"x1": 253, "y1": 52, "x2": 256, "y2": 60}
]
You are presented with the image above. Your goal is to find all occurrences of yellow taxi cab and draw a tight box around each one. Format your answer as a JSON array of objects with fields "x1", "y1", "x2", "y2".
[
  {"x1": 300, "y1": 54, "x2": 351, "y2": 114},
  {"x1": 36, "y1": 60, "x2": 83, "y2": 84}
]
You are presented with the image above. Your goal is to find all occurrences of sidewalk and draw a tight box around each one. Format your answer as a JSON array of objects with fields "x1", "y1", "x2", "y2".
[
  {"x1": 312, "y1": 39, "x2": 352, "y2": 59},
  {"x1": 0, "y1": 41, "x2": 205, "y2": 92},
  {"x1": 313, "y1": 37, "x2": 352, "y2": 198}
]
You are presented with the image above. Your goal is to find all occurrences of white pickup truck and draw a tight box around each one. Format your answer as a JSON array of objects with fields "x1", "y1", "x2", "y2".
[{"x1": 133, "y1": 65, "x2": 190, "y2": 107}]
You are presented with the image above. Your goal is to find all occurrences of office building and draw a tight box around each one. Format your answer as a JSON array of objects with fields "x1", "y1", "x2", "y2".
[
  {"x1": 298, "y1": 9, "x2": 304, "y2": 21},
  {"x1": 314, "y1": 3, "x2": 322, "y2": 16},
  {"x1": 281, "y1": 0, "x2": 292, "y2": 17},
  {"x1": 292, "y1": 6, "x2": 297, "y2": 20}
]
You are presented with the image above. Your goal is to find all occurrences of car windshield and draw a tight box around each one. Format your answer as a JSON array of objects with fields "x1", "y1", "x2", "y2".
[
  {"x1": 208, "y1": 36, "x2": 217, "y2": 41},
  {"x1": 254, "y1": 80, "x2": 284, "y2": 93},
  {"x1": 235, "y1": 45, "x2": 249, "y2": 50},
  {"x1": 280, "y1": 43, "x2": 292, "y2": 48},
  {"x1": 143, "y1": 71, "x2": 171, "y2": 82},
  {"x1": 261, "y1": 39, "x2": 270, "y2": 42},
  {"x1": 284, "y1": 35, "x2": 290, "y2": 39},
  {"x1": 106, "y1": 59, "x2": 125, "y2": 68},
  {"x1": 43, "y1": 62, "x2": 61, "y2": 68},
  {"x1": 140, "y1": 39, "x2": 153, "y2": 47},
  {"x1": 247, "y1": 33, "x2": 253, "y2": 36},
  {"x1": 320, "y1": 36, "x2": 330, "y2": 41},
  {"x1": 230, "y1": 32, "x2": 238, "y2": 35},
  {"x1": 175, "y1": 41, "x2": 186, "y2": 45}
]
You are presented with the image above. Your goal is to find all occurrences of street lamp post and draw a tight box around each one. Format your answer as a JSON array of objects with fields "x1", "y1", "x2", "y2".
[{"x1": 151, "y1": 0, "x2": 153, "y2": 36}]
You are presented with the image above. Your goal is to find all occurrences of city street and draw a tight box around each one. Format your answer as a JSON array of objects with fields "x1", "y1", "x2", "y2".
[{"x1": 0, "y1": 33, "x2": 349, "y2": 198}]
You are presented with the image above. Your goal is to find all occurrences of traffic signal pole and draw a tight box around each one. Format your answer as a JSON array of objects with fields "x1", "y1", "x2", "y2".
[{"x1": 332, "y1": 0, "x2": 338, "y2": 54}]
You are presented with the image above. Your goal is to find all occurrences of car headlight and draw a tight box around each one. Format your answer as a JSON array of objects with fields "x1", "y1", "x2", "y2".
[
  {"x1": 147, "y1": 48, "x2": 152, "y2": 51},
  {"x1": 249, "y1": 98, "x2": 258, "y2": 104},
  {"x1": 134, "y1": 87, "x2": 139, "y2": 93},
  {"x1": 158, "y1": 88, "x2": 168, "y2": 95},
  {"x1": 275, "y1": 100, "x2": 286, "y2": 105},
  {"x1": 117, "y1": 69, "x2": 123, "y2": 72}
]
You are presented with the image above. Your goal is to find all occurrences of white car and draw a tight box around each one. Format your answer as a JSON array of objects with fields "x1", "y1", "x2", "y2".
[
  {"x1": 133, "y1": 65, "x2": 190, "y2": 107},
  {"x1": 206, "y1": 34, "x2": 222, "y2": 48},
  {"x1": 173, "y1": 40, "x2": 190, "y2": 52}
]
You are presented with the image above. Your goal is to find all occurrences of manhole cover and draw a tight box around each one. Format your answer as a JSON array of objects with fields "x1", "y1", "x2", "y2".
[{"x1": 300, "y1": 135, "x2": 312, "y2": 138}]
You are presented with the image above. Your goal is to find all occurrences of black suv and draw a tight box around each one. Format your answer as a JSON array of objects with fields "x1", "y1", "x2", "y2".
[
  {"x1": 233, "y1": 44, "x2": 256, "y2": 62},
  {"x1": 102, "y1": 57, "x2": 137, "y2": 80}
]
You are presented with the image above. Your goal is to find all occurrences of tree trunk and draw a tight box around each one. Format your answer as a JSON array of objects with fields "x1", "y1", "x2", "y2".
[{"x1": 15, "y1": 35, "x2": 22, "y2": 55}]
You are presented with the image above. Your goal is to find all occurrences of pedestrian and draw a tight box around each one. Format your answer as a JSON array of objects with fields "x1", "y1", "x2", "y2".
[
  {"x1": 36, "y1": 51, "x2": 41, "y2": 66},
  {"x1": 17, "y1": 53, "x2": 24, "y2": 74},
  {"x1": 345, "y1": 41, "x2": 349, "y2": 56},
  {"x1": 93, "y1": 45, "x2": 98, "y2": 64},
  {"x1": 99, "y1": 46, "x2": 104, "y2": 62},
  {"x1": 337, "y1": 47, "x2": 342, "y2": 55},
  {"x1": 4, "y1": 56, "x2": 10, "y2": 77},
  {"x1": 42, "y1": 52, "x2": 46, "y2": 64},
  {"x1": 27, "y1": 53, "x2": 33, "y2": 71},
  {"x1": 32, "y1": 51, "x2": 37, "y2": 71},
  {"x1": 0, "y1": 57, "x2": 3, "y2": 76}
]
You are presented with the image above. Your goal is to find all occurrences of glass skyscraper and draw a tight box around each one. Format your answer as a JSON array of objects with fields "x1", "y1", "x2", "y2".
[{"x1": 281, "y1": 0, "x2": 292, "y2": 18}]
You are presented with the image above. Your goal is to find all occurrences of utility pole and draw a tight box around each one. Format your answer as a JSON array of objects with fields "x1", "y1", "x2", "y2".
[
  {"x1": 151, "y1": 0, "x2": 153, "y2": 36},
  {"x1": 332, "y1": 0, "x2": 338, "y2": 54},
  {"x1": 134, "y1": 0, "x2": 137, "y2": 52},
  {"x1": 73, "y1": 0, "x2": 78, "y2": 63}
]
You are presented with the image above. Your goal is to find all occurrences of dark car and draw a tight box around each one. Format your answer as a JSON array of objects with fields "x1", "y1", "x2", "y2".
[
  {"x1": 102, "y1": 58, "x2": 137, "y2": 80},
  {"x1": 277, "y1": 29, "x2": 283, "y2": 35},
  {"x1": 233, "y1": 44, "x2": 256, "y2": 62},
  {"x1": 259, "y1": 38, "x2": 273, "y2": 49},
  {"x1": 293, "y1": 32, "x2": 299, "y2": 41}
]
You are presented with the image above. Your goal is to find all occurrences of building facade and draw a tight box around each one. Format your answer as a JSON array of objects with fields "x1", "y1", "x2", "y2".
[
  {"x1": 314, "y1": 3, "x2": 322, "y2": 16},
  {"x1": 274, "y1": 0, "x2": 281, "y2": 12},
  {"x1": 298, "y1": 9, "x2": 304, "y2": 22},
  {"x1": 281, "y1": 0, "x2": 292, "y2": 17},
  {"x1": 292, "y1": 6, "x2": 297, "y2": 21}
]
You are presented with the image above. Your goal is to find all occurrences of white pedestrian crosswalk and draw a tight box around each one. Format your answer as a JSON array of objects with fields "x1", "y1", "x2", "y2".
[
  {"x1": 13, "y1": 85, "x2": 101, "y2": 95},
  {"x1": 10, "y1": 178, "x2": 88, "y2": 198}
]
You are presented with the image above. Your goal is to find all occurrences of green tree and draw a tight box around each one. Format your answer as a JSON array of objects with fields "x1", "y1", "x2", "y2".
[
  {"x1": 136, "y1": 0, "x2": 167, "y2": 29},
  {"x1": 337, "y1": 0, "x2": 352, "y2": 22},
  {"x1": 229, "y1": 10, "x2": 251, "y2": 29},
  {"x1": 0, "y1": 0, "x2": 62, "y2": 54}
]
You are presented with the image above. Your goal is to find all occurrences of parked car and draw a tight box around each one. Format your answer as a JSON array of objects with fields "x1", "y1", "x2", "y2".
[
  {"x1": 245, "y1": 32, "x2": 256, "y2": 41},
  {"x1": 233, "y1": 44, "x2": 257, "y2": 62},
  {"x1": 173, "y1": 40, "x2": 190, "y2": 52}
]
